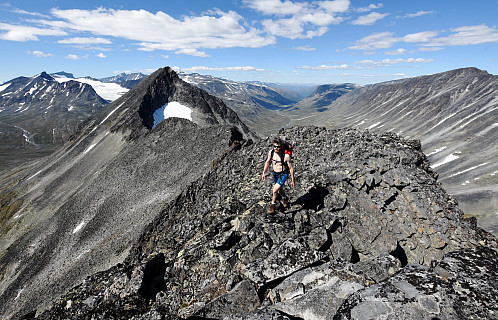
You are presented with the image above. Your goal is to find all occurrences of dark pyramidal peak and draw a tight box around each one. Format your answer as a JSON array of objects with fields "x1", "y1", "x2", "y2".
[{"x1": 5, "y1": 125, "x2": 496, "y2": 319}]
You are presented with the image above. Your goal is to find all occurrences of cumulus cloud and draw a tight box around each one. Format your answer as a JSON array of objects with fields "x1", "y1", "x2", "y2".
[
  {"x1": 58, "y1": 37, "x2": 112, "y2": 44},
  {"x1": 356, "y1": 3, "x2": 383, "y2": 13},
  {"x1": 65, "y1": 54, "x2": 80, "y2": 60},
  {"x1": 27, "y1": 50, "x2": 53, "y2": 57},
  {"x1": 243, "y1": 0, "x2": 306, "y2": 15},
  {"x1": 0, "y1": 23, "x2": 66, "y2": 41},
  {"x1": 351, "y1": 12, "x2": 390, "y2": 25},
  {"x1": 35, "y1": 7, "x2": 275, "y2": 53},
  {"x1": 247, "y1": 0, "x2": 349, "y2": 39},
  {"x1": 96, "y1": 52, "x2": 106, "y2": 58},
  {"x1": 174, "y1": 48, "x2": 209, "y2": 57}
]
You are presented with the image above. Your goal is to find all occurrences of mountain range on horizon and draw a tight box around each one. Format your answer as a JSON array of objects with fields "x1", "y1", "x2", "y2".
[{"x1": 0, "y1": 66, "x2": 496, "y2": 319}]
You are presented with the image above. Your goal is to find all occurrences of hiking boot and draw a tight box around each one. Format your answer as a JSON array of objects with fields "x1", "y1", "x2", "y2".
[
  {"x1": 268, "y1": 203, "x2": 275, "y2": 214},
  {"x1": 281, "y1": 197, "x2": 289, "y2": 208}
]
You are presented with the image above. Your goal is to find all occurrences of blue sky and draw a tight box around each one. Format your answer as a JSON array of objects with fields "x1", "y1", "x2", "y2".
[{"x1": 1, "y1": 0, "x2": 497, "y2": 84}]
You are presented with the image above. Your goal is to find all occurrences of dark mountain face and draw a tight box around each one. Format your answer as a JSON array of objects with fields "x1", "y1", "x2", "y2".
[
  {"x1": 292, "y1": 68, "x2": 498, "y2": 235},
  {"x1": 0, "y1": 67, "x2": 256, "y2": 318},
  {"x1": 27, "y1": 126, "x2": 497, "y2": 319},
  {"x1": 0, "y1": 72, "x2": 108, "y2": 170}
]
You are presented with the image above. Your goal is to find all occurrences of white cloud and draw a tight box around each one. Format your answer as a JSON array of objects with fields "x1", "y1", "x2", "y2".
[
  {"x1": 385, "y1": 48, "x2": 406, "y2": 55},
  {"x1": 247, "y1": 0, "x2": 348, "y2": 39},
  {"x1": 356, "y1": 3, "x2": 383, "y2": 13},
  {"x1": 174, "y1": 48, "x2": 209, "y2": 57},
  {"x1": 96, "y1": 53, "x2": 106, "y2": 58},
  {"x1": 298, "y1": 64, "x2": 351, "y2": 70},
  {"x1": 161, "y1": 55, "x2": 169, "y2": 59},
  {"x1": 418, "y1": 47, "x2": 443, "y2": 52},
  {"x1": 11, "y1": 8, "x2": 52, "y2": 18},
  {"x1": 355, "y1": 57, "x2": 434, "y2": 66},
  {"x1": 181, "y1": 66, "x2": 265, "y2": 72},
  {"x1": 403, "y1": 31, "x2": 438, "y2": 43},
  {"x1": 58, "y1": 37, "x2": 111, "y2": 44},
  {"x1": 348, "y1": 32, "x2": 398, "y2": 50},
  {"x1": 28, "y1": 50, "x2": 54, "y2": 57},
  {"x1": 37, "y1": 7, "x2": 275, "y2": 53},
  {"x1": 292, "y1": 45, "x2": 316, "y2": 51},
  {"x1": 423, "y1": 24, "x2": 498, "y2": 47},
  {"x1": 65, "y1": 54, "x2": 80, "y2": 60},
  {"x1": 399, "y1": 11, "x2": 433, "y2": 19},
  {"x1": 262, "y1": 17, "x2": 332, "y2": 39},
  {"x1": 319, "y1": 0, "x2": 351, "y2": 13},
  {"x1": 243, "y1": 0, "x2": 306, "y2": 15},
  {"x1": 351, "y1": 12, "x2": 390, "y2": 25},
  {"x1": 0, "y1": 23, "x2": 66, "y2": 41}
]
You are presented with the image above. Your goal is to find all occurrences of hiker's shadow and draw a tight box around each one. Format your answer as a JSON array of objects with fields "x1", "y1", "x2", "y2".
[{"x1": 288, "y1": 186, "x2": 329, "y2": 214}]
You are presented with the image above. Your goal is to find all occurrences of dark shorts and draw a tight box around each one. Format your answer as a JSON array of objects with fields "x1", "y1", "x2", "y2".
[{"x1": 273, "y1": 171, "x2": 289, "y2": 186}]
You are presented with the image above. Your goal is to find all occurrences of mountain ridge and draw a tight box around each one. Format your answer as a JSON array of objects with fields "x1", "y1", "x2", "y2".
[{"x1": 291, "y1": 67, "x2": 498, "y2": 235}]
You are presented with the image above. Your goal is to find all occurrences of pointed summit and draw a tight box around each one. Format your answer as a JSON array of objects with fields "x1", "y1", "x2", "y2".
[
  {"x1": 38, "y1": 71, "x2": 55, "y2": 81},
  {"x1": 84, "y1": 66, "x2": 256, "y2": 141}
]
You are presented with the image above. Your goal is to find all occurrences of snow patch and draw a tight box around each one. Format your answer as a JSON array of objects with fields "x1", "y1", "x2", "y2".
[
  {"x1": 0, "y1": 83, "x2": 10, "y2": 92},
  {"x1": 84, "y1": 143, "x2": 98, "y2": 154},
  {"x1": 368, "y1": 122, "x2": 381, "y2": 130},
  {"x1": 27, "y1": 170, "x2": 42, "y2": 181},
  {"x1": 432, "y1": 154, "x2": 460, "y2": 168},
  {"x1": 14, "y1": 289, "x2": 23, "y2": 301},
  {"x1": 73, "y1": 220, "x2": 86, "y2": 234},
  {"x1": 449, "y1": 162, "x2": 490, "y2": 178},
  {"x1": 153, "y1": 102, "x2": 192, "y2": 128},
  {"x1": 427, "y1": 146, "x2": 447, "y2": 156},
  {"x1": 54, "y1": 77, "x2": 128, "y2": 101},
  {"x1": 100, "y1": 102, "x2": 124, "y2": 125}
]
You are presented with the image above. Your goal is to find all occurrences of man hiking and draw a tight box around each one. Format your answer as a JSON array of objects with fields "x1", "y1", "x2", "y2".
[{"x1": 261, "y1": 137, "x2": 295, "y2": 213}]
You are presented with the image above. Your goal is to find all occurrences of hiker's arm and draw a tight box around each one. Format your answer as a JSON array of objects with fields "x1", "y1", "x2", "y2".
[
  {"x1": 261, "y1": 151, "x2": 271, "y2": 181},
  {"x1": 286, "y1": 155, "x2": 295, "y2": 187}
]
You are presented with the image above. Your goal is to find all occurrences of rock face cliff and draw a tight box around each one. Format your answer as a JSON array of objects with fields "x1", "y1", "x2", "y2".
[{"x1": 30, "y1": 126, "x2": 497, "y2": 319}]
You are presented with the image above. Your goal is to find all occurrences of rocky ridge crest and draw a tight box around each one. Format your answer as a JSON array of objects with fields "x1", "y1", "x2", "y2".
[{"x1": 34, "y1": 126, "x2": 497, "y2": 319}]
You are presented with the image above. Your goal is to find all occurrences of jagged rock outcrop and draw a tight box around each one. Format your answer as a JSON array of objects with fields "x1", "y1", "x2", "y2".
[{"x1": 33, "y1": 126, "x2": 497, "y2": 319}]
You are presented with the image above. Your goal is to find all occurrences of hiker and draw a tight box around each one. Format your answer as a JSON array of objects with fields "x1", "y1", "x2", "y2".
[{"x1": 261, "y1": 137, "x2": 295, "y2": 213}]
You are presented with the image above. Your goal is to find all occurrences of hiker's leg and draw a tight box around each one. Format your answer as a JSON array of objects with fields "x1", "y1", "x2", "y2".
[
  {"x1": 272, "y1": 183, "x2": 281, "y2": 203},
  {"x1": 278, "y1": 187, "x2": 286, "y2": 199}
]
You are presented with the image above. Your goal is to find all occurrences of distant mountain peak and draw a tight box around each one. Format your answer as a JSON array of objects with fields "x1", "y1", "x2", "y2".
[
  {"x1": 51, "y1": 71, "x2": 75, "y2": 79},
  {"x1": 38, "y1": 71, "x2": 55, "y2": 81}
]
